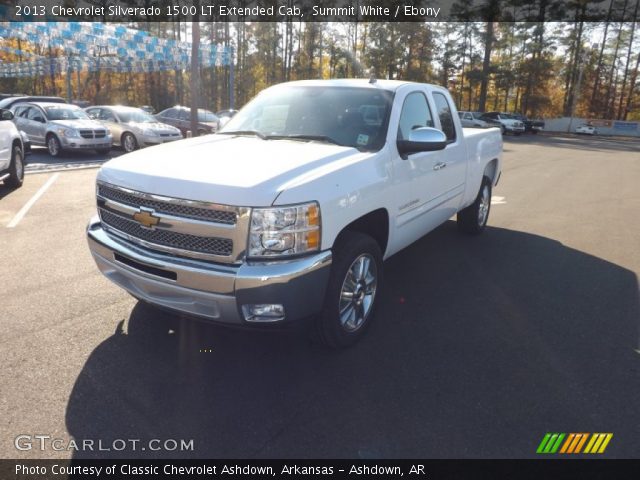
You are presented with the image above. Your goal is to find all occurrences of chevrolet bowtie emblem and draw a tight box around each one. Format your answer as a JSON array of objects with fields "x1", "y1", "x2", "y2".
[{"x1": 132, "y1": 208, "x2": 160, "y2": 229}]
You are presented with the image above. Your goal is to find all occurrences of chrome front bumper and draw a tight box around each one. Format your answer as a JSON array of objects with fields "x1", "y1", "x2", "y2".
[
  {"x1": 86, "y1": 216, "x2": 332, "y2": 325},
  {"x1": 61, "y1": 135, "x2": 112, "y2": 150}
]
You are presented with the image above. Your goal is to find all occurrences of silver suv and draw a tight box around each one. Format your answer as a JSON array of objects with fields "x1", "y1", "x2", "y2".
[{"x1": 12, "y1": 102, "x2": 112, "y2": 157}]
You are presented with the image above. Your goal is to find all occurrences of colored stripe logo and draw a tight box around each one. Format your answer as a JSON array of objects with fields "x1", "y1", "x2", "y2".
[{"x1": 537, "y1": 433, "x2": 613, "y2": 454}]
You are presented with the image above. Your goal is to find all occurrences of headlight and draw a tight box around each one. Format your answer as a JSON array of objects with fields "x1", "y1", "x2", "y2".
[
  {"x1": 141, "y1": 128, "x2": 159, "y2": 136},
  {"x1": 56, "y1": 127, "x2": 78, "y2": 138},
  {"x1": 249, "y1": 202, "x2": 321, "y2": 258}
]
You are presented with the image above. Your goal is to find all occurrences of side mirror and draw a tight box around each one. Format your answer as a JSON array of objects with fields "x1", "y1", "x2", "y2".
[
  {"x1": 397, "y1": 127, "x2": 447, "y2": 158},
  {"x1": 0, "y1": 109, "x2": 14, "y2": 121}
]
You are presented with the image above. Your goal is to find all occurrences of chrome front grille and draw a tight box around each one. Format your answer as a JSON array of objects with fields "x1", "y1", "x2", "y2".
[
  {"x1": 100, "y1": 209, "x2": 233, "y2": 257},
  {"x1": 96, "y1": 182, "x2": 250, "y2": 263},
  {"x1": 79, "y1": 129, "x2": 107, "y2": 139},
  {"x1": 98, "y1": 183, "x2": 237, "y2": 224}
]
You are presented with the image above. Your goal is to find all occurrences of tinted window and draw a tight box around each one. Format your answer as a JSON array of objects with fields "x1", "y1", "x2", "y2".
[
  {"x1": 161, "y1": 108, "x2": 178, "y2": 119},
  {"x1": 178, "y1": 109, "x2": 190, "y2": 120},
  {"x1": 397, "y1": 92, "x2": 434, "y2": 140},
  {"x1": 221, "y1": 86, "x2": 393, "y2": 151},
  {"x1": 98, "y1": 109, "x2": 116, "y2": 121},
  {"x1": 432, "y1": 92, "x2": 456, "y2": 142}
]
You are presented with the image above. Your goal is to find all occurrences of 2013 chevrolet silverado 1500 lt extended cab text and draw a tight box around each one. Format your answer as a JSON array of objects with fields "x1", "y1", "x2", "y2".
[{"x1": 87, "y1": 79, "x2": 502, "y2": 347}]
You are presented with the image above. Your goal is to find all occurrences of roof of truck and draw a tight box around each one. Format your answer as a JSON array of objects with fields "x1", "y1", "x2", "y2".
[{"x1": 270, "y1": 78, "x2": 416, "y2": 92}]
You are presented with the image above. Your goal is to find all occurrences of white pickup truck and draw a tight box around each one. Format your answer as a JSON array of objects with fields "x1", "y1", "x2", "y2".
[
  {"x1": 0, "y1": 108, "x2": 25, "y2": 189},
  {"x1": 87, "y1": 79, "x2": 502, "y2": 347}
]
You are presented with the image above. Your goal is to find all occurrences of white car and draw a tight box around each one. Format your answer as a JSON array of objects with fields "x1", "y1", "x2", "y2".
[
  {"x1": 86, "y1": 106, "x2": 183, "y2": 153},
  {"x1": 575, "y1": 124, "x2": 597, "y2": 135},
  {"x1": 0, "y1": 108, "x2": 25, "y2": 189},
  {"x1": 458, "y1": 111, "x2": 489, "y2": 128},
  {"x1": 87, "y1": 79, "x2": 503, "y2": 348}
]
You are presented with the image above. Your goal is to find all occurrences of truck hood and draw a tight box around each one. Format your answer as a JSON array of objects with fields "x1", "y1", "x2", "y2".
[{"x1": 97, "y1": 134, "x2": 366, "y2": 206}]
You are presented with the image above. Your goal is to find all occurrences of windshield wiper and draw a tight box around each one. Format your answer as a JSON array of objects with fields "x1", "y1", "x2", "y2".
[
  {"x1": 218, "y1": 130, "x2": 267, "y2": 140},
  {"x1": 265, "y1": 134, "x2": 344, "y2": 146}
]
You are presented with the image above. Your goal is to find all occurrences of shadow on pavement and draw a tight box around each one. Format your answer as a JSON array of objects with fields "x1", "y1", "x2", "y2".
[{"x1": 66, "y1": 222, "x2": 640, "y2": 459}]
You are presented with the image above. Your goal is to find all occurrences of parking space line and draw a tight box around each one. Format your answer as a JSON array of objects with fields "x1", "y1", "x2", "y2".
[{"x1": 7, "y1": 173, "x2": 60, "y2": 228}]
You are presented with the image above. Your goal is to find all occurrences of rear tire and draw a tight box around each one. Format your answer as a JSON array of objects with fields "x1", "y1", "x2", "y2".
[
  {"x1": 314, "y1": 231, "x2": 383, "y2": 349},
  {"x1": 5, "y1": 144, "x2": 24, "y2": 189},
  {"x1": 457, "y1": 176, "x2": 492, "y2": 235}
]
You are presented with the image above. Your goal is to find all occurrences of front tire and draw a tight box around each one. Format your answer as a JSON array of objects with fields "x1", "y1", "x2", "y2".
[
  {"x1": 47, "y1": 134, "x2": 62, "y2": 157},
  {"x1": 457, "y1": 176, "x2": 492, "y2": 234},
  {"x1": 314, "y1": 231, "x2": 383, "y2": 348},
  {"x1": 5, "y1": 144, "x2": 24, "y2": 189},
  {"x1": 121, "y1": 132, "x2": 138, "y2": 153}
]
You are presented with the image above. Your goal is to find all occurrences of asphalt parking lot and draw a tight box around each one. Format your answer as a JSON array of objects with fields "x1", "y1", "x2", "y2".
[{"x1": 1, "y1": 134, "x2": 639, "y2": 459}]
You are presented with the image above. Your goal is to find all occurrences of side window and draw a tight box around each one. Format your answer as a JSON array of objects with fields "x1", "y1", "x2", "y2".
[
  {"x1": 432, "y1": 92, "x2": 457, "y2": 142},
  {"x1": 99, "y1": 109, "x2": 116, "y2": 122},
  {"x1": 28, "y1": 107, "x2": 45, "y2": 122},
  {"x1": 179, "y1": 109, "x2": 190, "y2": 120},
  {"x1": 14, "y1": 106, "x2": 27, "y2": 118},
  {"x1": 397, "y1": 92, "x2": 434, "y2": 140},
  {"x1": 86, "y1": 108, "x2": 100, "y2": 119},
  {"x1": 162, "y1": 108, "x2": 177, "y2": 119}
]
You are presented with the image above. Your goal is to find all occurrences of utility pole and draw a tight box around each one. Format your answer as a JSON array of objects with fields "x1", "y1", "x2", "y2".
[
  {"x1": 190, "y1": 3, "x2": 201, "y2": 137},
  {"x1": 567, "y1": 47, "x2": 591, "y2": 133}
]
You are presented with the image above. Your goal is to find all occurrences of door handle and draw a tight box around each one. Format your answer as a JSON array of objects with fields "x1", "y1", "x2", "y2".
[{"x1": 433, "y1": 162, "x2": 447, "y2": 171}]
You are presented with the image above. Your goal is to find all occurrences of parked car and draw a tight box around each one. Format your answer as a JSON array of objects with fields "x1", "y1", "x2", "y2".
[
  {"x1": 575, "y1": 124, "x2": 597, "y2": 135},
  {"x1": 87, "y1": 79, "x2": 502, "y2": 348},
  {"x1": 510, "y1": 113, "x2": 545, "y2": 133},
  {"x1": 480, "y1": 112, "x2": 526, "y2": 135},
  {"x1": 215, "y1": 109, "x2": 238, "y2": 127},
  {"x1": 0, "y1": 95, "x2": 66, "y2": 110},
  {"x1": 458, "y1": 111, "x2": 490, "y2": 128},
  {"x1": 0, "y1": 108, "x2": 25, "y2": 189},
  {"x1": 155, "y1": 106, "x2": 220, "y2": 136},
  {"x1": 86, "y1": 105, "x2": 183, "y2": 153},
  {"x1": 11, "y1": 102, "x2": 112, "y2": 157}
]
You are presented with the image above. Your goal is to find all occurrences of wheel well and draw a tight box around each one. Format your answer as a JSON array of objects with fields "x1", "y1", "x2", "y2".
[
  {"x1": 336, "y1": 209, "x2": 389, "y2": 256},
  {"x1": 12, "y1": 138, "x2": 22, "y2": 150},
  {"x1": 483, "y1": 159, "x2": 499, "y2": 184}
]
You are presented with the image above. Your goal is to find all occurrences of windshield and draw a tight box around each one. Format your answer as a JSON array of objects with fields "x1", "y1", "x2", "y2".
[
  {"x1": 220, "y1": 86, "x2": 393, "y2": 151},
  {"x1": 198, "y1": 110, "x2": 218, "y2": 122},
  {"x1": 45, "y1": 106, "x2": 88, "y2": 120},
  {"x1": 117, "y1": 109, "x2": 156, "y2": 123}
]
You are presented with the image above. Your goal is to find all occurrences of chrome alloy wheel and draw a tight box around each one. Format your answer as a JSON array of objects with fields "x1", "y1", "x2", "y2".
[
  {"x1": 338, "y1": 253, "x2": 378, "y2": 332},
  {"x1": 123, "y1": 133, "x2": 137, "y2": 152},
  {"x1": 478, "y1": 184, "x2": 490, "y2": 226},
  {"x1": 47, "y1": 136, "x2": 59, "y2": 156}
]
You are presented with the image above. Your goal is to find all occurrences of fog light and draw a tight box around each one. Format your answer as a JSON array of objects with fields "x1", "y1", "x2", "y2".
[{"x1": 242, "y1": 304, "x2": 285, "y2": 322}]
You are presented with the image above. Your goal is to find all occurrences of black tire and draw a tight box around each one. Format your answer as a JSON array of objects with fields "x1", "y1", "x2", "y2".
[
  {"x1": 457, "y1": 176, "x2": 492, "y2": 235},
  {"x1": 5, "y1": 144, "x2": 24, "y2": 189},
  {"x1": 46, "y1": 134, "x2": 63, "y2": 157},
  {"x1": 121, "y1": 132, "x2": 138, "y2": 153},
  {"x1": 314, "y1": 231, "x2": 383, "y2": 348},
  {"x1": 197, "y1": 129, "x2": 206, "y2": 136},
  {"x1": 500, "y1": 125, "x2": 506, "y2": 135}
]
